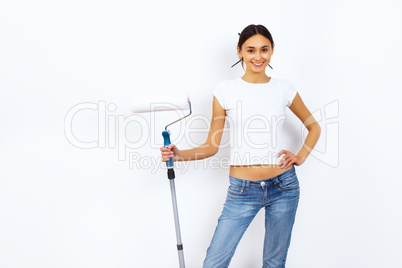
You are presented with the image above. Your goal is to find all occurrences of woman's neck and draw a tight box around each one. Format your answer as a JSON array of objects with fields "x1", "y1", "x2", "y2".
[{"x1": 241, "y1": 72, "x2": 271, "y2": 84}]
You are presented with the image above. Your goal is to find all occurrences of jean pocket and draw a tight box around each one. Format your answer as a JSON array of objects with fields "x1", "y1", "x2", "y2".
[
  {"x1": 228, "y1": 184, "x2": 247, "y2": 196},
  {"x1": 278, "y1": 174, "x2": 299, "y2": 191}
]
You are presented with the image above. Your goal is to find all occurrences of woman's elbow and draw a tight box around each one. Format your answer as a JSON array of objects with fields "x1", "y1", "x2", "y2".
[
  {"x1": 205, "y1": 144, "x2": 219, "y2": 158},
  {"x1": 210, "y1": 148, "x2": 219, "y2": 157},
  {"x1": 312, "y1": 123, "x2": 321, "y2": 137},
  {"x1": 307, "y1": 122, "x2": 321, "y2": 134}
]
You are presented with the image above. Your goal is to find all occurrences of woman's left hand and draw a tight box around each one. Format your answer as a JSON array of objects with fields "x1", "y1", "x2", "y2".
[{"x1": 277, "y1": 150, "x2": 304, "y2": 168}]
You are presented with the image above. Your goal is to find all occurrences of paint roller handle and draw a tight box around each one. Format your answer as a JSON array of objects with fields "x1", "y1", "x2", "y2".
[
  {"x1": 161, "y1": 130, "x2": 181, "y2": 166},
  {"x1": 160, "y1": 144, "x2": 180, "y2": 162},
  {"x1": 160, "y1": 144, "x2": 181, "y2": 161}
]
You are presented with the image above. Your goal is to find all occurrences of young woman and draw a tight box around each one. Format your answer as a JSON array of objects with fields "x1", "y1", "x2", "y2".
[{"x1": 160, "y1": 24, "x2": 321, "y2": 268}]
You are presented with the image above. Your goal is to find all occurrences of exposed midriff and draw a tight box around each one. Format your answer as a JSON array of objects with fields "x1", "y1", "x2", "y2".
[{"x1": 229, "y1": 164, "x2": 294, "y2": 181}]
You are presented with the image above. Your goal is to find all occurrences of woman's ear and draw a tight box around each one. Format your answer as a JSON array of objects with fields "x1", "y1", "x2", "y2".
[{"x1": 237, "y1": 46, "x2": 242, "y2": 58}]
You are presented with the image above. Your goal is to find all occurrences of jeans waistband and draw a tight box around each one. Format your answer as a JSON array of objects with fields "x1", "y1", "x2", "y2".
[{"x1": 228, "y1": 165, "x2": 296, "y2": 187}]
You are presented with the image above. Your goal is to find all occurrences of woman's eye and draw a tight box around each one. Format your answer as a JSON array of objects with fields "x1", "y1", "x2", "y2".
[{"x1": 248, "y1": 50, "x2": 254, "y2": 53}]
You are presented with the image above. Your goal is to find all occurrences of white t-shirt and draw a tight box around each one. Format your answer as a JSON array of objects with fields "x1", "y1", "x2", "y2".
[{"x1": 212, "y1": 77, "x2": 298, "y2": 166}]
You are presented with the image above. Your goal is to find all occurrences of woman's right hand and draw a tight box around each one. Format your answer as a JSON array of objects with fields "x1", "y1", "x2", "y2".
[{"x1": 160, "y1": 144, "x2": 181, "y2": 162}]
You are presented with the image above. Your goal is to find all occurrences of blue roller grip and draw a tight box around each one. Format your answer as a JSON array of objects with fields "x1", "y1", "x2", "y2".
[{"x1": 162, "y1": 130, "x2": 174, "y2": 168}]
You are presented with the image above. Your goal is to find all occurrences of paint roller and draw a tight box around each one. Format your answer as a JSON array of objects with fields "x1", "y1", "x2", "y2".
[
  {"x1": 130, "y1": 92, "x2": 190, "y2": 113},
  {"x1": 130, "y1": 92, "x2": 191, "y2": 268},
  {"x1": 130, "y1": 92, "x2": 192, "y2": 167}
]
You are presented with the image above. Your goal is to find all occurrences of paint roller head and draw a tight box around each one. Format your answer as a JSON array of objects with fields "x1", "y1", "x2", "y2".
[{"x1": 130, "y1": 92, "x2": 190, "y2": 114}]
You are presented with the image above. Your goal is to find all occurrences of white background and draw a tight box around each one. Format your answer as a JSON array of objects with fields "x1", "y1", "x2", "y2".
[{"x1": 1, "y1": 0, "x2": 401, "y2": 267}]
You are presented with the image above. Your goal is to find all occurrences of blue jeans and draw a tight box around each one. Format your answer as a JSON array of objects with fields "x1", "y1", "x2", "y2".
[{"x1": 203, "y1": 166, "x2": 300, "y2": 268}]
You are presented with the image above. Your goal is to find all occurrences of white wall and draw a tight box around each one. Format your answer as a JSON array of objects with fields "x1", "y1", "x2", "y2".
[{"x1": 1, "y1": 0, "x2": 401, "y2": 267}]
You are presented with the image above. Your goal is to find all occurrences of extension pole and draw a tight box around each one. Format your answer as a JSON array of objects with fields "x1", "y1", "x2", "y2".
[{"x1": 162, "y1": 130, "x2": 185, "y2": 268}]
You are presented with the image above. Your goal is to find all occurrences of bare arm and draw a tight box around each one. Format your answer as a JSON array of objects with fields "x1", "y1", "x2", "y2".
[
  {"x1": 289, "y1": 92, "x2": 321, "y2": 163},
  {"x1": 160, "y1": 96, "x2": 226, "y2": 162}
]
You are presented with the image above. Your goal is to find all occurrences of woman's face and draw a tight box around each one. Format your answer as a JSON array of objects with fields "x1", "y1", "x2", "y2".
[{"x1": 237, "y1": 34, "x2": 274, "y2": 73}]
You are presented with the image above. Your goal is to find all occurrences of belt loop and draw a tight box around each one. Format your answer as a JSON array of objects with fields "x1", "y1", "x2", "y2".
[{"x1": 242, "y1": 179, "x2": 249, "y2": 191}]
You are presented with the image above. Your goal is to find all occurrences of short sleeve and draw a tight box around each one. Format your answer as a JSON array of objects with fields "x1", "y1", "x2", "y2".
[
  {"x1": 286, "y1": 81, "x2": 298, "y2": 107},
  {"x1": 212, "y1": 82, "x2": 226, "y2": 110}
]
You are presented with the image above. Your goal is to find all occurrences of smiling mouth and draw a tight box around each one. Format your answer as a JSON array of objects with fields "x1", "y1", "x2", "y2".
[{"x1": 252, "y1": 62, "x2": 264, "y2": 67}]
